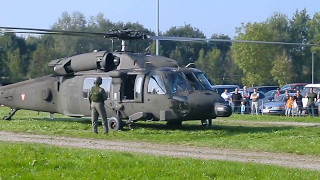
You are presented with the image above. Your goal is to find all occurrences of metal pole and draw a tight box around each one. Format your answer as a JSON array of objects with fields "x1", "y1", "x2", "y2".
[
  {"x1": 156, "y1": 0, "x2": 159, "y2": 55},
  {"x1": 312, "y1": 52, "x2": 315, "y2": 84}
]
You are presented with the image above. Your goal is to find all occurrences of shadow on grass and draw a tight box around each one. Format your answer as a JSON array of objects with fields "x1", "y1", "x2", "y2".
[
  {"x1": 32, "y1": 117, "x2": 91, "y2": 124},
  {"x1": 15, "y1": 116, "x2": 293, "y2": 134},
  {"x1": 131, "y1": 122, "x2": 293, "y2": 134}
]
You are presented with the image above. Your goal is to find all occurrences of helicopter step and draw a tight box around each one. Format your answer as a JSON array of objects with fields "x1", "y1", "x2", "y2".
[{"x1": 3, "y1": 108, "x2": 18, "y2": 120}]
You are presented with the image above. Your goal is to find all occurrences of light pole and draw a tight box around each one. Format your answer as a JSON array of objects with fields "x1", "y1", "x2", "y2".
[
  {"x1": 312, "y1": 52, "x2": 315, "y2": 84},
  {"x1": 156, "y1": 0, "x2": 159, "y2": 55}
]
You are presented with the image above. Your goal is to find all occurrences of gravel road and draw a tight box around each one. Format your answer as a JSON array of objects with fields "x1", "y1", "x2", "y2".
[{"x1": 0, "y1": 131, "x2": 319, "y2": 171}]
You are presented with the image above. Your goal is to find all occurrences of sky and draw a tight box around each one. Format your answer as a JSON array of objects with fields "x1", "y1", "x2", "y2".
[{"x1": 1, "y1": 0, "x2": 320, "y2": 38}]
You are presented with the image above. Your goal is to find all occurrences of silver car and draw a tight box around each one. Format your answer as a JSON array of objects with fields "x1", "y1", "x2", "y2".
[{"x1": 261, "y1": 93, "x2": 296, "y2": 115}]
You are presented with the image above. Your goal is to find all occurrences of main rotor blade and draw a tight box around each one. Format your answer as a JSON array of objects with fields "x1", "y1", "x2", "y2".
[
  {"x1": 1, "y1": 26, "x2": 319, "y2": 46},
  {"x1": 149, "y1": 36, "x2": 320, "y2": 47}
]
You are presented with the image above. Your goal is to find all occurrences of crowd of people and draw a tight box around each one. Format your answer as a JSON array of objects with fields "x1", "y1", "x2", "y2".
[{"x1": 220, "y1": 86, "x2": 320, "y2": 117}]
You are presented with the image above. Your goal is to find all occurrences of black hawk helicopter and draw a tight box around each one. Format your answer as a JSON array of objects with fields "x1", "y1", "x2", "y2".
[{"x1": 0, "y1": 27, "x2": 318, "y2": 130}]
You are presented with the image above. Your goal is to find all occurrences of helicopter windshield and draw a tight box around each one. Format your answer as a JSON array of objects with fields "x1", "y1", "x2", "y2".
[
  {"x1": 184, "y1": 72, "x2": 213, "y2": 90},
  {"x1": 147, "y1": 75, "x2": 167, "y2": 94},
  {"x1": 194, "y1": 72, "x2": 213, "y2": 90},
  {"x1": 166, "y1": 72, "x2": 193, "y2": 93}
]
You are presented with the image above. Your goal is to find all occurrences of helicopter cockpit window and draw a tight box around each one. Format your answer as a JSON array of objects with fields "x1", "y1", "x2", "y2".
[
  {"x1": 147, "y1": 75, "x2": 166, "y2": 94},
  {"x1": 167, "y1": 72, "x2": 193, "y2": 93},
  {"x1": 184, "y1": 73, "x2": 204, "y2": 90},
  {"x1": 194, "y1": 72, "x2": 213, "y2": 90},
  {"x1": 83, "y1": 77, "x2": 112, "y2": 99}
]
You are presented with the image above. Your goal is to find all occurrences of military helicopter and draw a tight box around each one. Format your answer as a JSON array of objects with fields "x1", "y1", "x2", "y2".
[{"x1": 0, "y1": 27, "x2": 317, "y2": 131}]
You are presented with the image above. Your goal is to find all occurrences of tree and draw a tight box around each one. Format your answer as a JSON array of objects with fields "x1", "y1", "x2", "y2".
[
  {"x1": 160, "y1": 24, "x2": 206, "y2": 65},
  {"x1": 232, "y1": 22, "x2": 279, "y2": 86},
  {"x1": 195, "y1": 48, "x2": 221, "y2": 84},
  {"x1": 6, "y1": 49, "x2": 24, "y2": 82},
  {"x1": 271, "y1": 52, "x2": 293, "y2": 86},
  {"x1": 288, "y1": 9, "x2": 311, "y2": 82}
]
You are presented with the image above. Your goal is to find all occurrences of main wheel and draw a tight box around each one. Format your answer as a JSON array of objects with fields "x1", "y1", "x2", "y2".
[{"x1": 108, "y1": 117, "x2": 123, "y2": 131}]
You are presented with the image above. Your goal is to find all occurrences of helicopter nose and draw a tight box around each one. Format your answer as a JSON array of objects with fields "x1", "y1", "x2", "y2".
[
  {"x1": 188, "y1": 92, "x2": 215, "y2": 119},
  {"x1": 214, "y1": 102, "x2": 232, "y2": 117}
]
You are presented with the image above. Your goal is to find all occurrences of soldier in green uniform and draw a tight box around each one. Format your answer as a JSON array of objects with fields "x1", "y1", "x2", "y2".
[{"x1": 89, "y1": 77, "x2": 108, "y2": 134}]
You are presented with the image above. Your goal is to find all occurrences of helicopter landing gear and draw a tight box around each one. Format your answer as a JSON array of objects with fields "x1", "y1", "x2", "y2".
[
  {"x1": 3, "y1": 108, "x2": 18, "y2": 120},
  {"x1": 107, "y1": 117, "x2": 124, "y2": 131}
]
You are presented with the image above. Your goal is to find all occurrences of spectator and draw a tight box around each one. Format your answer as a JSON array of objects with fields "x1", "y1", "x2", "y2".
[
  {"x1": 241, "y1": 86, "x2": 250, "y2": 113},
  {"x1": 241, "y1": 101, "x2": 246, "y2": 115},
  {"x1": 294, "y1": 90, "x2": 303, "y2": 116},
  {"x1": 305, "y1": 88, "x2": 317, "y2": 117},
  {"x1": 231, "y1": 88, "x2": 242, "y2": 114},
  {"x1": 221, "y1": 89, "x2": 231, "y2": 105},
  {"x1": 285, "y1": 96, "x2": 294, "y2": 117},
  {"x1": 250, "y1": 88, "x2": 259, "y2": 115},
  {"x1": 318, "y1": 91, "x2": 320, "y2": 117},
  {"x1": 274, "y1": 88, "x2": 280, "y2": 99}
]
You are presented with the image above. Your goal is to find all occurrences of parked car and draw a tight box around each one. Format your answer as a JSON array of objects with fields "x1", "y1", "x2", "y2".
[
  {"x1": 260, "y1": 93, "x2": 296, "y2": 115},
  {"x1": 247, "y1": 86, "x2": 279, "y2": 93},
  {"x1": 264, "y1": 89, "x2": 296, "y2": 102},
  {"x1": 301, "y1": 84, "x2": 320, "y2": 115},
  {"x1": 280, "y1": 83, "x2": 307, "y2": 91},
  {"x1": 211, "y1": 85, "x2": 240, "y2": 95}
]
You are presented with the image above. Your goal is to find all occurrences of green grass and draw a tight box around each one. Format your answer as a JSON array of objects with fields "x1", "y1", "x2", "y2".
[
  {"x1": 223, "y1": 114, "x2": 320, "y2": 123},
  {"x1": 0, "y1": 142, "x2": 319, "y2": 180},
  {"x1": 1, "y1": 107, "x2": 320, "y2": 156}
]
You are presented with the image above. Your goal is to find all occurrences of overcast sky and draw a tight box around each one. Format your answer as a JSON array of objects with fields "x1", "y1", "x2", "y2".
[{"x1": 1, "y1": 0, "x2": 319, "y2": 37}]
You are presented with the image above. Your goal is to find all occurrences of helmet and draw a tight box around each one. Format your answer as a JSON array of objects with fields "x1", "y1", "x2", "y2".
[{"x1": 94, "y1": 77, "x2": 102, "y2": 85}]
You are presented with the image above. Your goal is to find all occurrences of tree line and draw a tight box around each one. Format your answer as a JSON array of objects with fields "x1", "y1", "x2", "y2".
[{"x1": 1, "y1": 10, "x2": 320, "y2": 86}]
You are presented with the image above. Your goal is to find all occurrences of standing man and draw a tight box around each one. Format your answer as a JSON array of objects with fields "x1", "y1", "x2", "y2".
[
  {"x1": 89, "y1": 77, "x2": 108, "y2": 134},
  {"x1": 305, "y1": 88, "x2": 317, "y2": 117},
  {"x1": 250, "y1": 88, "x2": 259, "y2": 115},
  {"x1": 221, "y1": 89, "x2": 231, "y2": 105},
  {"x1": 294, "y1": 90, "x2": 303, "y2": 116},
  {"x1": 241, "y1": 86, "x2": 250, "y2": 113},
  {"x1": 231, "y1": 88, "x2": 242, "y2": 114}
]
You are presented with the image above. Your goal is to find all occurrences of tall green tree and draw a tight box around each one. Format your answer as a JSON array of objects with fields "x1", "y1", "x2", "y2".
[
  {"x1": 288, "y1": 9, "x2": 311, "y2": 82},
  {"x1": 6, "y1": 49, "x2": 24, "y2": 82},
  {"x1": 232, "y1": 22, "x2": 279, "y2": 86},
  {"x1": 271, "y1": 52, "x2": 293, "y2": 86},
  {"x1": 160, "y1": 24, "x2": 206, "y2": 65},
  {"x1": 195, "y1": 48, "x2": 221, "y2": 84}
]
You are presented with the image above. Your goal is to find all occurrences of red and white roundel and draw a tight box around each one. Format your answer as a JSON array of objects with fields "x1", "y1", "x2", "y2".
[{"x1": 21, "y1": 92, "x2": 26, "y2": 101}]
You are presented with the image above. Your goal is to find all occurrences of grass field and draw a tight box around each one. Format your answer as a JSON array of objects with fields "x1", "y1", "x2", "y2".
[
  {"x1": 0, "y1": 142, "x2": 319, "y2": 179},
  {"x1": 1, "y1": 107, "x2": 320, "y2": 156}
]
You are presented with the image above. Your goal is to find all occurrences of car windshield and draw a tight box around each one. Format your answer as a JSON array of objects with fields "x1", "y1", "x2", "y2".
[
  {"x1": 301, "y1": 87, "x2": 320, "y2": 96},
  {"x1": 274, "y1": 95, "x2": 286, "y2": 102},
  {"x1": 166, "y1": 72, "x2": 193, "y2": 93}
]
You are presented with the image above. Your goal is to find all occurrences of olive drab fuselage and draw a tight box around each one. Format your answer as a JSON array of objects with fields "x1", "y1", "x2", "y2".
[{"x1": 0, "y1": 51, "x2": 232, "y2": 125}]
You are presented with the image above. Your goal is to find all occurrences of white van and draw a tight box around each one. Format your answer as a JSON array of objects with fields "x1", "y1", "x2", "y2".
[{"x1": 301, "y1": 84, "x2": 320, "y2": 114}]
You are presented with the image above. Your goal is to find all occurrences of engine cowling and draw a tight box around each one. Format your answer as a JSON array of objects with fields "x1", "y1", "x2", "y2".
[{"x1": 48, "y1": 51, "x2": 118, "y2": 75}]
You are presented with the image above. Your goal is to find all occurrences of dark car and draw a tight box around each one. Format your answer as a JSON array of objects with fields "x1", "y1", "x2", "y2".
[
  {"x1": 211, "y1": 85, "x2": 240, "y2": 95},
  {"x1": 280, "y1": 83, "x2": 307, "y2": 91},
  {"x1": 247, "y1": 86, "x2": 279, "y2": 93}
]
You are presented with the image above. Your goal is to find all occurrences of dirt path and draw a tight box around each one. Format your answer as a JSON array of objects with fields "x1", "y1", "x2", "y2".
[{"x1": 0, "y1": 131, "x2": 320, "y2": 171}]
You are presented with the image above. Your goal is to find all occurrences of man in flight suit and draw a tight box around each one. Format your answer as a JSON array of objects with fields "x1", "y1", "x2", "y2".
[{"x1": 89, "y1": 77, "x2": 108, "y2": 134}]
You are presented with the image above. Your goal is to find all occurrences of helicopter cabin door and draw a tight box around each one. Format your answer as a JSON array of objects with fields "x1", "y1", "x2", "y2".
[
  {"x1": 81, "y1": 77, "x2": 112, "y2": 116},
  {"x1": 118, "y1": 74, "x2": 144, "y2": 116},
  {"x1": 121, "y1": 74, "x2": 144, "y2": 103}
]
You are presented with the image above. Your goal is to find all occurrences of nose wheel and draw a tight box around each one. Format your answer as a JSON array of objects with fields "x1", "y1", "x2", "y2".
[{"x1": 107, "y1": 117, "x2": 124, "y2": 131}]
